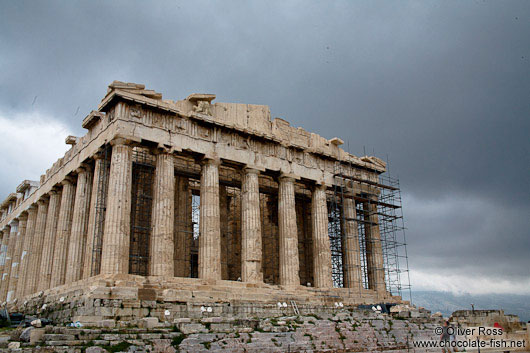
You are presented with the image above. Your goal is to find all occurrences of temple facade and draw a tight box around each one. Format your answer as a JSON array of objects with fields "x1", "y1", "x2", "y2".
[{"x1": 0, "y1": 82, "x2": 402, "y2": 323}]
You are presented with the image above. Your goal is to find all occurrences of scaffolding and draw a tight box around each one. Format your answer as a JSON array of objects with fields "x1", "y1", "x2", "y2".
[
  {"x1": 89, "y1": 145, "x2": 111, "y2": 277},
  {"x1": 330, "y1": 158, "x2": 412, "y2": 302},
  {"x1": 129, "y1": 147, "x2": 155, "y2": 276}
]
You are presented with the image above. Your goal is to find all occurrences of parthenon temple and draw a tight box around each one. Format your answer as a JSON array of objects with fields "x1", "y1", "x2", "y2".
[{"x1": 0, "y1": 82, "x2": 409, "y2": 322}]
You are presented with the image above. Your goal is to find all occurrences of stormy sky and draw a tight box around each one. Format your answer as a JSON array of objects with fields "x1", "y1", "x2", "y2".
[{"x1": 1, "y1": 1, "x2": 529, "y2": 295}]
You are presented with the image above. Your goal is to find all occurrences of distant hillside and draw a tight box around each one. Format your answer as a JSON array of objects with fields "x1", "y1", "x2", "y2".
[{"x1": 411, "y1": 291, "x2": 530, "y2": 322}]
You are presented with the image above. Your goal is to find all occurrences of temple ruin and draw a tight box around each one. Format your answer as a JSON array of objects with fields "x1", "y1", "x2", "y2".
[{"x1": 0, "y1": 81, "x2": 410, "y2": 323}]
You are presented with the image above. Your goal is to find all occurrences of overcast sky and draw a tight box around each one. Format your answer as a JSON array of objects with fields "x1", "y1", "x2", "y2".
[{"x1": 1, "y1": 1, "x2": 529, "y2": 295}]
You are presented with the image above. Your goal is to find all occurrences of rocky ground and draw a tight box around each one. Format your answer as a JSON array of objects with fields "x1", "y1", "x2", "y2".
[{"x1": 0, "y1": 309, "x2": 443, "y2": 352}]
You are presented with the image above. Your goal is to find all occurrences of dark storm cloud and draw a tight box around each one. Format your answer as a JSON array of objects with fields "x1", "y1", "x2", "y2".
[{"x1": 1, "y1": 1, "x2": 529, "y2": 290}]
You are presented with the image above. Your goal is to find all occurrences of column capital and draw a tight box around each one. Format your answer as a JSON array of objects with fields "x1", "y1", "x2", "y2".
[
  {"x1": 49, "y1": 186, "x2": 61, "y2": 195},
  {"x1": 18, "y1": 212, "x2": 28, "y2": 221},
  {"x1": 37, "y1": 196, "x2": 49, "y2": 205},
  {"x1": 75, "y1": 163, "x2": 91, "y2": 174},
  {"x1": 1, "y1": 225, "x2": 10, "y2": 233},
  {"x1": 60, "y1": 176, "x2": 75, "y2": 186},
  {"x1": 242, "y1": 166, "x2": 262, "y2": 175},
  {"x1": 93, "y1": 152, "x2": 106, "y2": 161},
  {"x1": 313, "y1": 183, "x2": 328, "y2": 192},
  {"x1": 279, "y1": 172, "x2": 300, "y2": 182},
  {"x1": 27, "y1": 204, "x2": 37, "y2": 211},
  {"x1": 201, "y1": 156, "x2": 221, "y2": 167},
  {"x1": 109, "y1": 137, "x2": 133, "y2": 147},
  {"x1": 151, "y1": 145, "x2": 173, "y2": 155}
]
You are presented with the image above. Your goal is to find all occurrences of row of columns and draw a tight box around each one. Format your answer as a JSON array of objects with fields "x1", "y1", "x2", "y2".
[
  {"x1": 0, "y1": 163, "x2": 95, "y2": 302},
  {"x1": 0, "y1": 138, "x2": 386, "y2": 303},
  {"x1": 94, "y1": 140, "x2": 337, "y2": 288}
]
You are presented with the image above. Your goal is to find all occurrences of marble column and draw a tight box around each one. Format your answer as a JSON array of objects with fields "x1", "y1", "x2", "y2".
[
  {"x1": 0, "y1": 227, "x2": 10, "y2": 293},
  {"x1": 149, "y1": 151, "x2": 175, "y2": 276},
  {"x1": 25, "y1": 198, "x2": 48, "y2": 295},
  {"x1": 278, "y1": 175, "x2": 300, "y2": 287},
  {"x1": 38, "y1": 189, "x2": 61, "y2": 291},
  {"x1": 7, "y1": 215, "x2": 27, "y2": 301},
  {"x1": 65, "y1": 165, "x2": 93, "y2": 283},
  {"x1": 100, "y1": 139, "x2": 133, "y2": 275},
  {"x1": 0, "y1": 221, "x2": 18, "y2": 301},
  {"x1": 83, "y1": 156, "x2": 105, "y2": 278},
  {"x1": 198, "y1": 158, "x2": 221, "y2": 280},
  {"x1": 342, "y1": 197, "x2": 363, "y2": 289},
  {"x1": 219, "y1": 185, "x2": 229, "y2": 280},
  {"x1": 311, "y1": 185, "x2": 333, "y2": 288},
  {"x1": 174, "y1": 176, "x2": 192, "y2": 277},
  {"x1": 50, "y1": 178, "x2": 76, "y2": 288},
  {"x1": 0, "y1": 226, "x2": 11, "y2": 301},
  {"x1": 17, "y1": 205, "x2": 37, "y2": 298},
  {"x1": 365, "y1": 201, "x2": 386, "y2": 292},
  {"x1": 241, "y1": 167, "x2": 263, "y2": 283}
]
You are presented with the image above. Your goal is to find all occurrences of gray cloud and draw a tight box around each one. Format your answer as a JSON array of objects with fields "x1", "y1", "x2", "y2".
[{"x1": 1, "y1": 0, "x2": 529, "y2": 292}]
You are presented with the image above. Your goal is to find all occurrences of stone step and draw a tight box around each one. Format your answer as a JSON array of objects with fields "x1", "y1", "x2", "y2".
[
  {"x1": 45, "y1": 340, "x2": 86, "y2": 346},
  {"x1": 43, "y1": 334, "x2": 77, "y2": 341}
]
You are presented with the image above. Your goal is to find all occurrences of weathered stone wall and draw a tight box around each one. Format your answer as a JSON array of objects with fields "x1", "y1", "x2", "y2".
[{"x1": 0, "y1": 308, "x2": 446, "y2": 353}]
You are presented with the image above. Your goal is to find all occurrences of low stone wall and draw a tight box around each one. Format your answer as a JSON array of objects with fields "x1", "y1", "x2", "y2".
[{"x1": 0, "y1": 310, "x2": 443, "y2": 352}]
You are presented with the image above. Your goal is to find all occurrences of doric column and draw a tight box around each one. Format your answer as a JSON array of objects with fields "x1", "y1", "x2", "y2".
[
  {"x1": 38, "y1": 189, "x2": 61, "y2": 291},
  {"x1": 7, "y1": 214, "x2": 27, "y2": 301},
  {"x1": 241, "y1": 167, "x2": 263, "y2": 283},
  {"x1": 83, "y1": 156, "x2": 106, "y2": 278},
  {"x1": 342, "y1": 197, "x2": 363, "y2": 289},
  {"x1": 311, "y1": 184, "x2": 333, "y2": 288},
  {"x1": 0, "y1": 225, "x2": 11, "y2": 301},
  {"x1": 50, "y1": 178, "x2": 76, "y2": 288},
  {"x1": 219, "y1": 185, "x2": 229, "y2": 280},
  {"x1": 278, "y1": 175, "x2": 300, "y2": 287},
  {"x1": 0, "y1": 221, "x2": 18, "y2": 301},
  {"x1": 365, "y1": 201, "x2": 386, "y2": 292},
  {"x1": 149, "y1": 150, "x2": 175, "y2": 276},
  {"x1": 100, "y1": 139, "x2": 133, "y2": 275},
  {"x1": 198, "y1": 158, "x2": 221, "y2": 280},
  {"x1": 17, "y1": 205, "x2": 37, "y2": 298},
  {"x1": 174, "y1": 176, "x2": 192, "y2": 277},
  {"x1": 25, "y1": 198, "x2": 48, "y2": 295},
  {"x1": 65, "y1": 165, "x2": 93, "y2": 283},
  {"x1": 0, "y1": 227, "x2": 10, "y2": 288}
]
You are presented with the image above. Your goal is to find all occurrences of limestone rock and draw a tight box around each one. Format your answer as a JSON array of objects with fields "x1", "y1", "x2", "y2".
[
  {"x1": 7, "y1": 341, "x2": 20, "y2": 349},
  {"x1": 139, "y1": 317, "x2": 159, "y2": 329},
  {"x1": 20, "y1": 327, "x2": 33, "y2": 342}
]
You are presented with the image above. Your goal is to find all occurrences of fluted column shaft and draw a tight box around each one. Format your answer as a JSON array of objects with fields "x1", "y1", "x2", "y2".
[
  {"x1": 26, "y1": 199, "x2": 48, "y2": 295},
  {"x1": 50, "y1": 179, "x2": 76, "y2": 288},
  {"x1": 149, "y1": 151, "x2": 175, "y2": 276},
  {"x1": 84, "y1": 157, "x2": 105, "y2": 278},
  {"x1": 342, "y1": 197, "x2": 363, "y2": 289},
  {"x1": 198, "y1": 158, "x2": 221, "y2": 280},
  {"x1": 365, "y1": 201, "x2": 386, "y2": 292},
  {"x1": 311, "y1": 185, "x2": 333, "y2": 288},
  {"x1": 1, "y1": 222, "x2": 18, "y2": 301},
  {"x1": 0, "y1": 228, "x2": 10, "y2": 284},
  {"x1": 241, "y1": 168, "x2": 263, "y2": 283},
  {"x1": 17, "y1": 206, "x2": 37, "y2": 298},
  {"x1": 174, "y1": 176, "x2": 192, "y2": 277},
  {"x1": 278, "y1": 175, "x2": 300, "y2": 286},
  {"x1": 0, "y1": 226, "x2": 11, "y2": 301},
  {"x1": 8, "y1": 215, "x2": 27, "y2": 301},
  {"x1": 38, "y1": 190, "x2": 61, "y2": 291},
  {"x1": 66, "y1": 166, "x2": 93, "y2": 283},
  {"x1": 100, "y1": 140, "x2": 132, "y2": 275}
]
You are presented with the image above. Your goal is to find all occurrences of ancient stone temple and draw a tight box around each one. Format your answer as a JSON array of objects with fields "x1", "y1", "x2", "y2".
[{"x1": 0, "y1": 82, "x2": 408, "y2": 324}]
